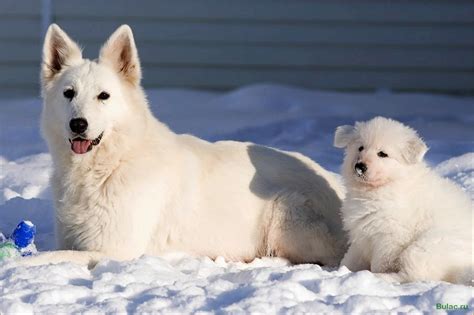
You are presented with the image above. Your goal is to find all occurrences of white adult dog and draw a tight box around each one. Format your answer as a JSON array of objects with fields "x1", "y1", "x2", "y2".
[
  {"x1": 30, "y1": 24, "x2": 347, "y2": 267},
  {"x1": 334, "y1": 117, "x2": 473, "y2": 285}
]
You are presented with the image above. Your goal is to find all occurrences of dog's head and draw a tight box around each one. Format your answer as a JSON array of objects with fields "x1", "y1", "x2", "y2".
[
  {"x1": 334, "y1": 117, "x2": 428, "y2": 188},
  {"x1": 41, "y1": 24, "x2": 143, "y2": 155}
]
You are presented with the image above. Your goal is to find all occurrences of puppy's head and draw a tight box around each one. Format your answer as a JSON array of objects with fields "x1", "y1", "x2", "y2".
[
  {"x1": 41, "y1": 24, "x2": 142, "y2": 155},
  {"x1": 334, "y1": 117, "x2": 428, "y2": 188}
]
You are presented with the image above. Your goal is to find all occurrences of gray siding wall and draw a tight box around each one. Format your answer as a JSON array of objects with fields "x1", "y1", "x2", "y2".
[{"x1": 1, "y1": 0, "x2": 473, "y2": 96}]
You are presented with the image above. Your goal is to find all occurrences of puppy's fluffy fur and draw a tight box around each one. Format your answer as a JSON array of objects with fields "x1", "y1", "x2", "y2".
[{"x1": 334, "y1": 117, "x2": 473, "y2": 285}]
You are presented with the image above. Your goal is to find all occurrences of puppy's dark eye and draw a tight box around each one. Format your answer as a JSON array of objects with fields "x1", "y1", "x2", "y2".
[
  {"x1": 63, "y1": 88, "x2": 75, "y2": 101},
  {"x1": 358, "y1": 146, "x2": 364, "y2": 152},
  {"x1": 378, "y1": 151, "x2": 388, "y2": 158},
  {"x1": 98, "y1": 92, "x2": 110, "y2": 100}
]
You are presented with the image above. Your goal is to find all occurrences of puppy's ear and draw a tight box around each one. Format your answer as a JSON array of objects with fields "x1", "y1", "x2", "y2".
[
  {"x1": 99, "y1": 25, "x2": 141, "y2": 85},
  {"x1": 42, "y1": 24, "x2": 82, "y2": 85},
  {"x1": 334, "y1": 125, "x2": 355, "y2": 148},
  {"x1": 403, "y1": 136, "x2": 428, "y2": 164}
]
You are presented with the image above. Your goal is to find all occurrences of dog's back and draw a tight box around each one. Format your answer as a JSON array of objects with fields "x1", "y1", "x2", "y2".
[{"x1": 34, "y1": 24, "x2": 347, "y2": 267}]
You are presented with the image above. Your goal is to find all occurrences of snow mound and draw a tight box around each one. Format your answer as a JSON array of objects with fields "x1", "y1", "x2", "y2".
[
  {"x1": 436, "y1": 153, "x2": 474, "y2": 199},
  {"x1": 0, "y1": 154, "x2": 51, "y2": 205}
]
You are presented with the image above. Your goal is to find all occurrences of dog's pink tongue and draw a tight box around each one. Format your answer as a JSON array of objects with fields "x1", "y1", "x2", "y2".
[{"x1": 71, "y1": 139, "x2": 92, "y2": 154}]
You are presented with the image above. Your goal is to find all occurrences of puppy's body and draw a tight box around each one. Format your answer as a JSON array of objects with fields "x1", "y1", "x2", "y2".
[
  {"x1": 335, "y1": 117, "x2": 473, "y2": 285},
  {"x1": 36, "y1": 24, "x2": 347, "y2": 267}
]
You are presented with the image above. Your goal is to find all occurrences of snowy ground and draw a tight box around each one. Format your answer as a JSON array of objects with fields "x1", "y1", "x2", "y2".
[{"x1": 0, "y1": 84, "x2": 473, "y2": 314}]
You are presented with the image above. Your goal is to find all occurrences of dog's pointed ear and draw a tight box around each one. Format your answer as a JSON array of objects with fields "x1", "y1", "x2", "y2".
[
  {"x1": 42, "y1": 24, "x2": 82, "y2": 84},
  {"x1": 99, "y1": 25, "x2": 141, "y2": 86},
  {"x1": 334, "y1": 125, "x2": 355, "y2": 148},
  {"x1": 403, "y1": 136, "x2": 428, "y2": 164}
]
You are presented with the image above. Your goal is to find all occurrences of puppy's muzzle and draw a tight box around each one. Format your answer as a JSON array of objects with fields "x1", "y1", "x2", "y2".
[{"x1": 355, "y1": 162, "x2": 367, "y2": 176}]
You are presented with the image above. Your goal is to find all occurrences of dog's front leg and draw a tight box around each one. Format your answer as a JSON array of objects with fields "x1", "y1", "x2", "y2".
[
  {"x1": 9, "y1": 250, "x2": 105, "y2": 269},
  {"x1": 370, "y1": 240, "x2": 404, "y2": 274}
]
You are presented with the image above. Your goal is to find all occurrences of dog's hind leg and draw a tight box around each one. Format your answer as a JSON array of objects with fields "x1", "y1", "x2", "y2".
[{"x1": 265, "y1": 191, "x2": 347, "y2": 267}]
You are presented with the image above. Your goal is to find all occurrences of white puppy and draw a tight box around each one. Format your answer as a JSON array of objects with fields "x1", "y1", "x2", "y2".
[
  {"x1": 334, "y1": 117, "x2": 472, "y2": 285},
  {"x1": 25, "y1": 24, "x2": 348, "y2": 268}
]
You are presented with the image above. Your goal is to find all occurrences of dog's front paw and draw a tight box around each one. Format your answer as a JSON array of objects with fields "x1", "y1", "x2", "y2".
[{"x1": 3, "y1": 250, "x2": 104, "y2": 269}]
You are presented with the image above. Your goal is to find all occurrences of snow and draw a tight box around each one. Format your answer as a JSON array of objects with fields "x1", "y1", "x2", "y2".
[
  {"x1": 435, "y1": 153, "x2": 474, "y2": 198},
  {"x1": 0, "y1": 154, "x2": 51, "y2": 205},
  {"x1": 0, "y1": 84, "x2": 473, "y2": 313},
  {"x1": 1, "y1": 255, "x2": 472, "y2": 314}
]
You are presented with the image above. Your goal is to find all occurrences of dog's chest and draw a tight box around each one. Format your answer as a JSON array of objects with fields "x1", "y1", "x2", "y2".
[
  {"x1": 54, "y1": 156, "x2": 169, "y2": 255},
  {"x1": 343, "y1": 196, "x2": 414, "y2": 244},
  {"x1": 54, "y1": 163, "x2": 132, "y2": 250}
]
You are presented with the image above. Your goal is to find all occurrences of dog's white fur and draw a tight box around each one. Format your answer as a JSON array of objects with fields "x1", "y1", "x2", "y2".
[
  {"x1": 32, "y1": 24, "x2": 347, "y2": 267},
  {"x1": 335, "y1": 117, "x2": 473, "y2": 285}
]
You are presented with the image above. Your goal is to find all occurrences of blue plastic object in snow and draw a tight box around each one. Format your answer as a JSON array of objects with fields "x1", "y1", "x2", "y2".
[
  {"x1": 11, "y1": 220, "x2": 36, "y2": 249},
  {"x1": 0, "y1": 221, "x2": 37, "y2": 261}
]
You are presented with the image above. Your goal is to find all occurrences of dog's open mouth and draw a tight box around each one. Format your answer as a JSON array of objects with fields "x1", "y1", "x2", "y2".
[{"x1": 69, "y1": 132, "x2": 103, "y2": 154}]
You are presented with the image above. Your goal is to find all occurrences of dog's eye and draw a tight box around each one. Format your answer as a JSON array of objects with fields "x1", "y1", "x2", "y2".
[
  {"x1": 63, "y1": 88, "x2": 75, "y2": 101},
  {"x1": 358, "y1": 146, "x2": 364, "y2": 152},
  {"x1": 98, "y1": 92, "x2": 110, "y2": 100},
  {"x1": 378, "y1": 151, "x2": 388, "y2": 158}
]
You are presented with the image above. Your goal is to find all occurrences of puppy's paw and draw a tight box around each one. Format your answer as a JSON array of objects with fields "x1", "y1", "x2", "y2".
[{"x1": 374, "y1": 272, "x2": 406, "y2": 284}]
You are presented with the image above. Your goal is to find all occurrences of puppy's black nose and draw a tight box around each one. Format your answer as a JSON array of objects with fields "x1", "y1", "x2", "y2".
[
  {"x1": 69, "y1": 118, "x2": 88, "y2": 134},
  {"x1": 355, "y1": 162, "x2": 367, "y2": 174}
]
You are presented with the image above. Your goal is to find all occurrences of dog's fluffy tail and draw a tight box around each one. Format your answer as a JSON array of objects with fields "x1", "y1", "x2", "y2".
[{"x1": 12, "y1": 250, "x2": 105, "y2": 269}]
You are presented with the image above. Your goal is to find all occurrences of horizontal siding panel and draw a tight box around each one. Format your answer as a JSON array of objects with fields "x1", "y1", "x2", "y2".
[
  {"x1": 0, "y1": 42, "x2": 42, "y2": 62},
  {"x1": 141, "y1": 67, "x2": 474, "y2": 91},
  {"x1": 76, "y1": 43, "x2": 474, "y2": 69},
  {"x1": 3, "y1": 42, "x2": 472, "y2": 73},
  {"x1": 0, "y1": 18, "x2": 41, "y2": 40},
  {"x1": 55, "y1": 19, "x2": 474, "y2": 47},
  {"x1": 2, "y1": 65, "x2": 471, "y2": 92},
  {"x1": 0, "y1": 0, "x2": 41, "y2": 16},
  {"x1": 0, "y1": 65, "x2": 40, "y2": 86},
  {"x1": 53, "y1": 0, "x2": 474, "y2": 23},
  {"x1": 0, "y1": 87, "x2": 39, "y2": 98}
]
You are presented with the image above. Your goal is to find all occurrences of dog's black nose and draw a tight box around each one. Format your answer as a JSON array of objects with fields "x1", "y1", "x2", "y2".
[
  {"x1": 69, "y1": 118, "x2": 88, "y2": 134},
  {"x1": 355, "y1": 162, "x2": 367, "y2": 174}
]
